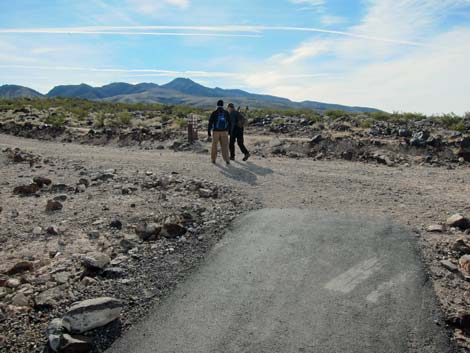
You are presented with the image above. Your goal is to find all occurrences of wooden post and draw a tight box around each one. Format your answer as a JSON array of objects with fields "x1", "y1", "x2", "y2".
[{"x1": 187, "y1": 114, "x2": 199, "y2": 143}]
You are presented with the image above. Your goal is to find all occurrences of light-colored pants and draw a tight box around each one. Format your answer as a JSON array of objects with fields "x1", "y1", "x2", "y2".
[{"x1": 211, "y1": 131, "x2": 229, "y2": 162}]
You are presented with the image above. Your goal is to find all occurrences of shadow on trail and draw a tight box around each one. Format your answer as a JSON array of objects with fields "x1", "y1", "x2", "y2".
[{"x1": 215, "y1": 160, "x2": 273, "y2": 186}]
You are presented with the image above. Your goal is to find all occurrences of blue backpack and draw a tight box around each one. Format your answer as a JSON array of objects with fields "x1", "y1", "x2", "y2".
[{"x1": 215, "y1": 112, "x2": 228, "y2": 130}]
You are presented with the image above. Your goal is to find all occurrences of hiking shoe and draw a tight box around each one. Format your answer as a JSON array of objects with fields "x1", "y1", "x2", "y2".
[
  {"x1": 230, "y1": 157, "x2": 235, "y2": 161},
  {"x1": 243, "y1": 153, "x2": 250, "y2": 161}
]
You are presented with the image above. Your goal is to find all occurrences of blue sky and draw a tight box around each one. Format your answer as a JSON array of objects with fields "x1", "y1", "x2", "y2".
[{"x1": 0, "y1": 0, "x2": 469, "y2": 114}]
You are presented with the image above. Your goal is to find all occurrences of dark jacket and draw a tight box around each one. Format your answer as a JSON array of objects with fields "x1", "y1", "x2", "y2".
[
  {"x1": 208, "y1": 107, "x2": 231, "y2": 135},
  {"x1": 229, "y1": 110, "x2": 244, "y2": 135}
]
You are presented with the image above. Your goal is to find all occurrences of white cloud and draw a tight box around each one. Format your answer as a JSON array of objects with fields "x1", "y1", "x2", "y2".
[
  {"x1": 127, "y1": 0, "x2": 189, "y2": 15},
  {"x1": 289, "y1": 0, "x2": 325, "y2": 6},
  {"x1": 229, "y1": 0, "x2": 470, "y2": 114}
]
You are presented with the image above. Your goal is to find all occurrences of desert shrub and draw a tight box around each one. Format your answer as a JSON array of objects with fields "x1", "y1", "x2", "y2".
[
  {"x1": 438, "y1": 113, "x2": 463, "y2": 129},
  {"x1": 368, "y1": 111, "x2": 391, "y2": 121},
  {"x1": 173, "y1": 117, "x2": 187, "y2": 129},
  {"x1": 94, "y1": 112, "x2": 106, "y2": 127},
  {"x1": 448, "y1": 120, "x2": 466, "y2": 132},
  {"x1": 272, "y1": 117, "x2": 286, "y2": 126},
  {"x1": 117, "y1": 112, "x2": 132, "y2": 126},
  {"x1": 360, "y1": 118, "x2": 374, "y2": 129},
  {"x1": 325, "y1": 110, "x2": 347, "y2": 119},
  {"x1": 44, "y1": 112, "x2": 66, "y2": 127}
]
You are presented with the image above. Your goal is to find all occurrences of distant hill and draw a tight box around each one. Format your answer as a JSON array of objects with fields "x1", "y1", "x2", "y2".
[
  {"x1": 0, "y1": 78, "x2": 381, "y2": 112},
  {"x1": 0, "y1": 85, "x2": 43, "y2": 99}
]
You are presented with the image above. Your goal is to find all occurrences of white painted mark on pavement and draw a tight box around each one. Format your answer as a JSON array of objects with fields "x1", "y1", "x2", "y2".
[
  {"x1": 366, "y1": 272, "x2": 410, "y2": 303},
  {"x1": 325, "y1": 257, "x2": 380, "y2": 294}
]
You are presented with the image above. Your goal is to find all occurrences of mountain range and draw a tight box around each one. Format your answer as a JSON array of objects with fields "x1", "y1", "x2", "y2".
[{"x1": 0, "y1": 78, "x2": 380, "y2": 112}]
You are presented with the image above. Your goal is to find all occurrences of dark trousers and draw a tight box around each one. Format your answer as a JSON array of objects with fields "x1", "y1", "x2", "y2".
[{"x1": 229, "y1": 127, "x2": 249, "y2": 158}]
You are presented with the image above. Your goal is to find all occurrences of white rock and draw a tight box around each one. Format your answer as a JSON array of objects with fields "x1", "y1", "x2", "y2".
[{"x1": 62, "y1": 297, "x2": 123, "y2": 333}]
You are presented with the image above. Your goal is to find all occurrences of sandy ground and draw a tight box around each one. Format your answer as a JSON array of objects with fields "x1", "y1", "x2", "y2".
[{"x1": 1, "y1": 133, "x2": 470, "y2": 351}]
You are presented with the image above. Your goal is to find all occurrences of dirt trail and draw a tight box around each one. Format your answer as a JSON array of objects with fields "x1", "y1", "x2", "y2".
[{"x1": 1, "y1": 133, "x2": 470, "y2": 350}]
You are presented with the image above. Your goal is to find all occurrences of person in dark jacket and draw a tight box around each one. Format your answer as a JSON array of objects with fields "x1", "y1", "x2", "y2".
[
  {"x1": 227, "y1": 103, "x2": 250, "y2": 161},
  {"x1": 208, "y1": 100, "x2": 231, "y2": 165}
]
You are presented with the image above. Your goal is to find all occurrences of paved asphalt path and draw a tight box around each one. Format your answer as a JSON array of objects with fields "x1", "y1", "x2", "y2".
[{"x1": 108, "y1": 209, "x2": 452, "y2": 353}]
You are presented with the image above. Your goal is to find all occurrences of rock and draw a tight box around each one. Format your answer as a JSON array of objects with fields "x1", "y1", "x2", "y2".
[
  {"x1": 102, "y1": 267, "x2": 127, "y2": 279},
  {"x1": 46, "y1": 200, "x2": 63, "y2": 212},
  {"x1": 410, "y1": 131, "x2": 430, "y2": 147},
  {"x1": 110, "y1": 218, "x2": 122, "y2": 230},
  {"x1": 198, "y1": 188, "x2": 215, "y2": 198},
  {"x1": 81, "y1": 252, "x2": 110, "y2": 271},
  {"x1": 440, "y1": 259, "x2": 458, "y2": 272},
  {"x1": 58, "y1": 334, "x2": 92, "y2": 353},
  {"x1": 120, "y1": 237, "x2": 138, "y2": 251},
  {"x1": 81, "y1": 277, "x2": 98, "y2": 286},
  {"x1": 11, "y1": 292, "x2": 30, "y2": 307},
  {"x1": 33, "y1": 176, "x2": 52, "y2": 188},
  {"x1": 77, "y1": 178, "x2": 90, "y2": 187},
  {"x1": 9, "y1": 209, "x2": 19, "y2": 218},
  {"x1": 452, "y1": 237, "x2": 470, "y2": 254},
  {"x1": 309, "y1": 134, "x2": 323, "y2": 144},
  {"x1": 269, "y1": 138, "x2": 283, "y2": 148},
  {"x1": 13, "y1": 183, "x2": 40, "y2": 196},
  {"x1": 33, "y1": 226, "x2": 43, "y2": 235},
  {"x1": 47, "y1": 318, "x2": 65, "y2": 352},
  {"x1": 7, "y1": 260, "x2": 34, "y2": 275},
  {"x1": 162, "y1": 223, "x2": 187, "y2": 239},
  {"x1": 53, "y1": 271, "x2": 71, "y2": 284},
  {"x1": 459, "y1": 255, "x2": 470, "y2": 279},
  {"x1": 426, "y1": 224, "x2": 445, "y2": 233},
  {"x1": 76, "y1": 184, "x2": 87, "y2": 193},
  {"x1": 62, "y1": 297, "x2": 123, "y2": 334},
  {"x1": 446, "y1": 312, "x2": 470, "y2": 335},
  {"x1": 135, "y1": 223, "x2": 161, "y2": 241},
  {"x1": 35, "y1": 286, "x2": 63, "y2": 307},
  {"x1": 87, "y1": 230, "x2": 100, "y2": 239},
  {"x1": 47, "y1": 225, "x2": 60, "y2": 235},
  {"x1": 54, "y1": 194, "x2": 68, "y2": 202},
  {"x1": 6, "y1": 278, "x2": 21, "y2": 288},
  {"x1": 446, "y1": 214, "x2": 470, "y2": 230}
]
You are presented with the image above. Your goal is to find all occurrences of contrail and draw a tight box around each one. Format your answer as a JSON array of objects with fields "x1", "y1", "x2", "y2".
[
  {"x1": 0, "y1": 64, "x2": 330, "y2": 79},
  {"x1": 0, "y1": 25, "x2": 426, "y2": 46}
]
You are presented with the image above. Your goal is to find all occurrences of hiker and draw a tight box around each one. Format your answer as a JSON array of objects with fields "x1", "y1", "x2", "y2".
[
  {"x1": 208, "y1": 100, "x2": 231, "y2": 165},
  {"x1": 227, "y1": 103, "x2": 250, "y2": 161}
]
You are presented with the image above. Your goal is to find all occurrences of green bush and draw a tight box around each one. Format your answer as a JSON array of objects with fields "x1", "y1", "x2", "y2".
[
  {"x1": 94, "y1": 112, "x2": 106, "y2": 127},
  {"x1": 117, "y1": 111, "x2": 132, "y2": 126},
  {"x1": 44, "y1": 112, "x2": 66, "y2": 127},
  {"x1": 173, "y1": 117, "x2": 187, "y2": 129},
  {"x1": 272, "y1": 117, "x2": 286, "y2": 126},
  {"x1": 325, "y1": 110, "x2": 347, "y2": 120}
]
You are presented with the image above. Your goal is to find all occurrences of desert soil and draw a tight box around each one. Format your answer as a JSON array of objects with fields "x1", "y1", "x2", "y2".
[{"x1": 1, "y1": 133, "x2": 470, "y2": 352}]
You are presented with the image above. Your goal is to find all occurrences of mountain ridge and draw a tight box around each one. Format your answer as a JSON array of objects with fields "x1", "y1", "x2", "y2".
[{"x1": 0, "y1": 78, "x2": 381, "y2": 112}]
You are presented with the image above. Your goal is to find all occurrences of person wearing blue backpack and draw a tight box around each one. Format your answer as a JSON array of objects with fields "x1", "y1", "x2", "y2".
[{"x1": 208, "y1": 100, "x2": 231, "y2": 165}]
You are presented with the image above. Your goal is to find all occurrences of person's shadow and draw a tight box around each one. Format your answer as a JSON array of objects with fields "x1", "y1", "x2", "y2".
[{"x1": 215, "y1": 160, "x2": 273, "y2": 186}]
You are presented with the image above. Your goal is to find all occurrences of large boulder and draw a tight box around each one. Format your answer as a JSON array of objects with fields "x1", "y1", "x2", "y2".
[{"x1": 62, "y1": 297, "x2": 123, "y2": 334}]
